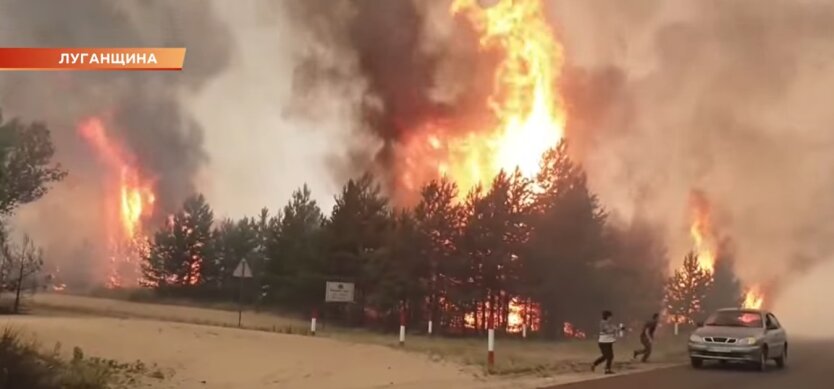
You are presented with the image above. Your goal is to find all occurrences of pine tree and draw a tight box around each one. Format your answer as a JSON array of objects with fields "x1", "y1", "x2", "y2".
[
  {"x1": 212, "y1": 217, "x2": 259, "y2": 292},
  {"x1": 365, "y1": 210, "x2": 427, "y2": 329},
  {"x1": 703, "y1": 239, "x2": 743, "y2": 312},
  {"x1": 143, "y1": 194, "x2": 214, "y2": 289},
  {"x1": 413, "y1": 177, "x2": 463, "y2": 331},
  {"x1": 264, "y1": 185, "x2": 325, "y2": 309},
  {"x1": 525, "y1": 141, "x2": 608, "y2": 337},
  {"x1": 324, "y1": 173, "x2": 391, "y2": 325},
  {"x1": 665, "y1": 252, "x2": 713, "y2": 324},
  {"x1": 458, "y1": 170, "x2": 532, "y2": 332}
]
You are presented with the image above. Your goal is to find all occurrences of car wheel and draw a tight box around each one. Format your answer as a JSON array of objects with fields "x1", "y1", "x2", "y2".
[
  {"x1": 691, "y1": 357, "x2": 703, "y2": 369},
  {"x1": 775, "y1": 344, "x2": 787, "y2": 369},
  {"x1": 758, "y1": 346, "x2": 769, "y2": 372}
]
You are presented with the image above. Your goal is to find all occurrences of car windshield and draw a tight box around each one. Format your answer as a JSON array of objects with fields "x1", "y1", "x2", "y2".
[{"x1": 704, "y1": 310, "x2": 763, "y2": 328}]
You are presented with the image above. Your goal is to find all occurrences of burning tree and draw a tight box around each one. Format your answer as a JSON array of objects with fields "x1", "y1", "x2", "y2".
[
  {"x1": 142, "y1": 194, "x2": 214, "y2": 289},
  {"x1": 665, "y1": 252, "x2": 712, "y2": 324},
  {"x1": 523, "y1": 143, "x2": 609, "y2": 337},
  {"x1": 78, "y1": 117, "x2": 157, "y2": 288},
  {"x1": 413, "y1": 178, "x2": 465, "y2": 329}
]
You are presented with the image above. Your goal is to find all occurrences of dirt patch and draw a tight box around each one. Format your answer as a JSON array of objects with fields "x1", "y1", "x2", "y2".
[{"x1": 1, "y1": 315, "x2": 486, "y2": 389}]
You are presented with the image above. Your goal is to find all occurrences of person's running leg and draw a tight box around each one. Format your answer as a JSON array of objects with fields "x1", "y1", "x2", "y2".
[
  {"x1": 633, "y1": 337, "x2": 647, "y2": 359},
  {"x1": 592, "y1": 343, "x2": 607, "y2": 371},
  {"x1": 641, "y1": 338, "x2": 653, "y2": 362},
  {"x1": 604, "y1": 343, "x2": 614, "y2": 373}
]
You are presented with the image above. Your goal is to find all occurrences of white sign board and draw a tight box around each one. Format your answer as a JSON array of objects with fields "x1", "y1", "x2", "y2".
[
  {"x1": 325, "y1": 282, "x2": 355, "y2": 302},
  {"x1": 232, "y1": 259, "x2": 253, "y2": 278}
]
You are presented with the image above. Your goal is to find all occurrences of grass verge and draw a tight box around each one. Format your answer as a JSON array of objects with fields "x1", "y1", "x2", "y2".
[
  {"x1": 0, "y1": 327, "x2": 166, "y2": 389},
  {"x1": 31, "y1": 293, "x2": 689, "y2": 377}
]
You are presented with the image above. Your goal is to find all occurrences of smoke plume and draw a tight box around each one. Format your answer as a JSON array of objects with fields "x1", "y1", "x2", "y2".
[
  {"x1": 282, "y1": 0, "x2": 496, "y2": 198},
  {"x1": 281, "y1": 0, "x2": 834, "y2": 325},
  {"x1": 549, "y1": 0, "x2": 834, "y2": 327},
  {"x1": 0, "y1": 0, "x2": 232, "y2": 285}
]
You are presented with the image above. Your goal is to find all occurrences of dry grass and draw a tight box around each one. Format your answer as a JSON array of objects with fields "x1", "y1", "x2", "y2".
[{"x1": 31, "y1": 293, "x2": 688, "y2": 377}]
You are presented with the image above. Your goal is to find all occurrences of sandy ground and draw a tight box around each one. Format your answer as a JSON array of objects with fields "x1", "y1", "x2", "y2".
[
  {"x1": 2, "y1": 315, "x2": 487, "y2": 389},
  {"x1": 3, "y1": 294, "x2": 685, "y2": 389}
]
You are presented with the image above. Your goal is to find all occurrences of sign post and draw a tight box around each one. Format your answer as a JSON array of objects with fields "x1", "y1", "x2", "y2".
[
  {"x1": 232, "y1": 259, "x2": 253, "y2": 327},
  {"x1": 324, "y1": 282, "x2": 355, "y2": 303}
]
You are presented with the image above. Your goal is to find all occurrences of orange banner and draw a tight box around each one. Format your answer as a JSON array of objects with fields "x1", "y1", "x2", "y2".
[{"x1": 0, "y1": 48, "x2": 186, "y2": 71}]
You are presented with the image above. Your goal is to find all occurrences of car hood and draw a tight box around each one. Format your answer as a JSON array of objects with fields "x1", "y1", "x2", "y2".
[{"x1": 693, "y1": 326, "x2": 765, "y2": 338}]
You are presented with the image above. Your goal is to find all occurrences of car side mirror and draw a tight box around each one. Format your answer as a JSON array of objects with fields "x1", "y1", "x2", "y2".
[{"x1": 696, "y1": 321, "x2": 704, "y2": 327}]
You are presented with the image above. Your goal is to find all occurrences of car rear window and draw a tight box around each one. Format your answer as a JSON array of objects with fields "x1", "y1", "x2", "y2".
[{"x1": 704, "y1": 310, "x2": 763, "y2": 328}]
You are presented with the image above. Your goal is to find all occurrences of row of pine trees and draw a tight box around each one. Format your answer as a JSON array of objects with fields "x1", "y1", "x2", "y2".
[{"x1": 140, "y1": 142, "x2": 740, "y2": 337}]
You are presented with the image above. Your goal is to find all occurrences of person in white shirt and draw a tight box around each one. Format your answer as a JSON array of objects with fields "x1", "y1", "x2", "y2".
[{"x1": 591, "y1": 310, "x2": 618, "y2": 374}]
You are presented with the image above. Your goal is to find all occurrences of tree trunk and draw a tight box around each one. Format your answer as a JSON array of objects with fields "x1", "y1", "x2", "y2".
[{"x1": 13, "y1": 263, "x2": 24, "y2": 314}]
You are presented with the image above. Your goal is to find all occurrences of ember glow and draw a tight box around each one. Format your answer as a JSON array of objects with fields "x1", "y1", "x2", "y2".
[
  {"x1": 401, "y1": 0, "x2": 566, "y2": 196},
  {"x1": 742, "y1": 285, "x2": 765, "y2": 310},
  {"x1": 563, "y1": 322, "x2": 587, "y2": 339},
  {"x1": 688, "y1": 190, "x2": 717, "y2": 272},
  {"x1": 78, "y1": 117, "x2": 156, "y2": 287}
]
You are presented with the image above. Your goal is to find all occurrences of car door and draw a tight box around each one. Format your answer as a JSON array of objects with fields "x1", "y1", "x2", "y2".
[{"x1": 765, "y1": 313, "x2": 786, "y2": 356}]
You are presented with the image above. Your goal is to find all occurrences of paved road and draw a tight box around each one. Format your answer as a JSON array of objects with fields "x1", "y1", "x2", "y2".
[{"x1": 549, "y1": 340, "x2": 832, "y2": 389}]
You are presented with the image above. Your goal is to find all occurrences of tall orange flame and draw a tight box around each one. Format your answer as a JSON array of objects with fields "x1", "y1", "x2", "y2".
[
  {"x1": 742, "y1": 285, "x2": 765, "y2": 310},
  {"x1": 401, "y1": 0, "x2": 566, "y2": 196},
  {"x1": 78, "y1": 117, "x2": 155, "y2": 287},
  {"x1": 689, "y1": 190, "x2": 716, "y2": 272}
]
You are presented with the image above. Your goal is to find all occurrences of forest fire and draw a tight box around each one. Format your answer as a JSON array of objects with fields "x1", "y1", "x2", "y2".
[
  {"x1": 689, "y1": 190, "x2": 717, "y2": 273},
  {"x1": 78, "y1": 117, "x2": 156, "y2": 288},
  {"x1": 563, "y1": 322, "x2": 587, "y2": 339},
  {"x1": 742, "y1": 285, "x2": 765, "y2": 309},
  {"x1": 401, "y1": 0, "x2": 566, "y2": 196}
]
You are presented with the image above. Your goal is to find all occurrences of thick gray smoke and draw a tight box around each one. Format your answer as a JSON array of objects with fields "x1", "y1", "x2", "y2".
[
  {"x1": 282, "y1": 0, "x2": 495, "y2": 197},
  {"x1": 0, "y1": 0, "x2": 232, "y2": 285},
  {"x1": 549, "y1": 0, "x2": 834, "y2": 332},
  {"x1": 281, "y1": 0, "x2": 834, "y2": 332}
]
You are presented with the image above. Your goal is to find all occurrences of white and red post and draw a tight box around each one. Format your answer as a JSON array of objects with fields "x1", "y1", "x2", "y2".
[
  {"x1": 399, "y1": 308, "x2": 407, "y2": 346},
  {"x1": 487, "y1": 316, "x2": 495, "y2": 368},
  {"x1": 310, "y1": 308, "x2": 318, "y2": 336}
]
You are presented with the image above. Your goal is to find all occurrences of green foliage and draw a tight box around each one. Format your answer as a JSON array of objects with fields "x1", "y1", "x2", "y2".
[
  {"x1": 142, "y1": 194, "x2": 214, "y2": 289},
  {"x1": 264, "y1": 185, "x2": 325, "y2": 308},
  {"x1": 525, "y1": 141, "x2": 610, "y2": 336},
  {"x1": 0, "y1": 110, "x2": 67, "y2": 216},
  {"x1": 0, "y1": 328, "x2": 164, "y2": 389},
  {"x1": 137, "y1": 140, "x2": 669, "y2": 339}
]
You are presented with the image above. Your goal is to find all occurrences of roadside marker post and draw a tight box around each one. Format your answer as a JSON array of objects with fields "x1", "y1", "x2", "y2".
[
  {"x1": 231, "y1": 259, "x2": 253, "y2": 327},
  {"x1": 522, "y1": 323, "x2": 527, "y2": 339},
  {"x1": 674, "y1": 322, "x2": 679, "y2": 336},
  {"x1": 399, "y1": 308, "x2": 406, "y2": 347},
  {"x1": 311, "y1": 308, "x2": 318, "y2": 336},
  {"x1": 428, "y1": 319, "x2": 433, "y2": 335},
  {"x1": 487, "y1": 316, "x2": 495, "y2": 368}
]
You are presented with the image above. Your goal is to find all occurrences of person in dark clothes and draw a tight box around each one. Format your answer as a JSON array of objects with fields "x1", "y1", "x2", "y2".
[
  {"x1": 592, "y1": 310, "x2": 619, "y2": 374},
  {"x1": 633, "y1": 313, "x2": 660, "y2": 362}
]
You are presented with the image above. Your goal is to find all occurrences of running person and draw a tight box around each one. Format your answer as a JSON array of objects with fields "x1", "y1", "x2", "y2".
[
  {"x1": 633, "y1": 313, "x2": 659, "y2": 362},
  {"x1": 592, "y1": 310, "x2": 618, "y2": 374}
]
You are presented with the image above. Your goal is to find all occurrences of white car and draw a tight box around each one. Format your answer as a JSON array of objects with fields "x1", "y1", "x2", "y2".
[{"x1": 688, "y1": 308, "x2": 788, "y2": 371}]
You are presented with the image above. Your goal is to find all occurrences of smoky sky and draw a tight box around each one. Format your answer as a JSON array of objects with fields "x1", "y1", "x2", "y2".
[
  {"x1": 550, "y1": 0, "x2": 834, "y2": 292},
  {"x1": 283, "y1": 0, "x2": 496, "y2": 193},
  {"x1": 0, "y1": 0, "x2": 232, "y2": 281},
  {"x1": 0, "y1": 0, "x2": 232, "y2": 210},
  {"x1": 280, "y1": 0, "x2": 834, "y2": 301}
]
